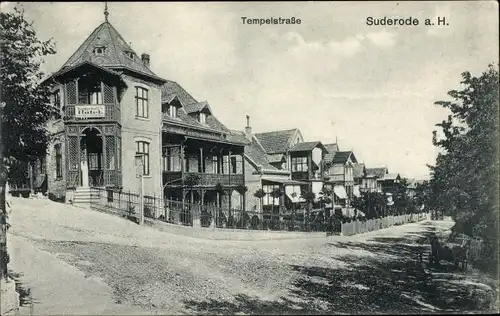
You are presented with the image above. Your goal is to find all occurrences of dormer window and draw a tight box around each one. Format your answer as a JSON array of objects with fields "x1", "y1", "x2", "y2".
[
  {"x1": 199, "y1": 112, "x2": 206, "y2": 124},
  {"x1": 125, "y1": 51, "x2": 134, "y2": 60},
  {"x1": 93, "y1": 46, "x2": 106, "y2": 55},
  {"x1": 168, "y1": 105, "x2": 178, "y2": 118}
]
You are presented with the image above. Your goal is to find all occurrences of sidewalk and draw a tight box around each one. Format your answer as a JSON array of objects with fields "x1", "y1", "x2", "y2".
[{"x1": 7, "y1": 233, "x2": 153, "y2": 315}]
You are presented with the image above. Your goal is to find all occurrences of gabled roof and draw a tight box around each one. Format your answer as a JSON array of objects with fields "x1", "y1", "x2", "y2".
[
  {"x1": 379, "y1": 173, "x2": 400, "y2": 181},
  {"x1": 161, "y1": 80, "x2": 198, "y2": 105},
  {"x1": 60, "y1": 21, "x2": 165, "y2": 83},
  {"x1": 289, "y1": 141, "x2": 324, "y2": 153},
  {"x1": 161, "y1": 80, "x2": 233, "y2": 138},
  {"x1": 332, "y1": 151, "x2": 357, "y2": 164},
  {"x1": 366, "y1": 167, "x2": 388, "y2": 179},
  {"x1": 184, "y1": 101, "x2": 211, "y2": 114},
  {"x1": 353, "y1": 163, "x2": 365, "y2": 179},
  {"x1": 267, "y1": 154, "x2": 285, "y2": 163},
  {"x1": 244, "y1": 136, "x2": 286, "y2": 173},
  {"x1": 254, "y1": 129, "x2": 300, "y2": 154},
  {"x1": 324, "y1": 143, "x2": 339, "y2": 154},
  {"x1": 46, "y1": 61, "x2": 126, "y2": 86}
]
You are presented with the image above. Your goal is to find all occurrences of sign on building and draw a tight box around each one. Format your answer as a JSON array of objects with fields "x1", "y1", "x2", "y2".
[{"x1": 75, "y1": 105, "x2": 105, "y2": 118}]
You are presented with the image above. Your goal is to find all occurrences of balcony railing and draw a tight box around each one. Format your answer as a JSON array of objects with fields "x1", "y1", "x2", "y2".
[
  {"x1": 64, "y1": 103, "x2": 120, "y2": 123},
  {"x1": 67, "y1": 170, "x2": 122, "y2": 188},
  {"x1": 291, "y1": 171, "x2": 323, "y2": 181},
  {"x1": 163, "y1": 171, "x2": 244, "y2": 187}
]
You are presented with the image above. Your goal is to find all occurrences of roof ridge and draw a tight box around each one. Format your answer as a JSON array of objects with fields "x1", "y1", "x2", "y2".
[
  {"x1": 106, "y1": 22, "x2": 123, "y2": 67},
  {"x1": 252, "y1": 135, "x2": 268, "y2": 154},
  {"x1": 62, "y1": 22, "x2": 105, "y2": 68},
  {"x1": 255, "y1": 128, "x2": 297, "y2": 135}
]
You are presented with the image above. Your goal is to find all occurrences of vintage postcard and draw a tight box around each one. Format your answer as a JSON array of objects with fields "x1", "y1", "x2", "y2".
[{"x1": 0, "y1": 1, "x2": 498, "y2": 315}]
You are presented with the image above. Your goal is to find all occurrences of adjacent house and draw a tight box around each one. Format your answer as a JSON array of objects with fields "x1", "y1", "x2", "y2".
[
  {"x1": 254, "y1": 128, "x2": 304, "y2": 171},
  {"x1": 323, "y1": 148, "x2": 358, "y2": 207},
  {"x1": 161, "y1": 81, "x2": 248, "y2": 216},
  {"x1": 362, "y1": 167, "x2": 388, "y2": 193},
  {"x1": 235, "y1": 118, "x2": 306, "y2": 220},
  {"x1": 288, "y1": 141, "x2": 328, "y2": 202},
  {"x1": 378, "y1": 172, "x2": 401, "y2": 194}
]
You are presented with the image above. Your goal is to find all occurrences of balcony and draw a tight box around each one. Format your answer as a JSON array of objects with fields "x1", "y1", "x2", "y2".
[
  {"x1": 291, "y1": 171, "x2": 323, "y2": 181},
  {"x1": 64, "y1": 103, "x2": 120, "y2": 123},
  {"x1": 163, "y1": 171, "x2": 245, "y2": 187}
]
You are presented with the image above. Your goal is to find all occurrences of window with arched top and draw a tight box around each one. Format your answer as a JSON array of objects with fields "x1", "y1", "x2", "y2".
[{"x1": 55, "y1": 144, "x2": 63, "y2": 179}]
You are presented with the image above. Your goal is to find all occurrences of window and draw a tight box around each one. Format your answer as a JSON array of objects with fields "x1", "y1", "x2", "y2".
[
  {"x1": 212, "y1": 156, "x2": 219, "y2": 174},
  {"x1": 78, "y1": 77, "x2": 102, "y2": 104},
  {"x1": 135, "y1": 87, "x2": 149, "y2": 118},
  {"x1": 94, "y1": 46, "x2": 106, "y2": 55},
  {"x1": 263, "y1": 184, "x2": 280, "y2": 205},
  {"x1": 291, "y1": 156, "x2": 308, "y2": 172},
  {"x1": 168, "y1": 105, "x2": 177, "y2": 118},
  {"x1": 125, "y1": 51, "x2": 134, "y2": 60},
  {"x1": 230, "y1": 155, "x2": 243, "y2": 174},
  {"x1": 162, "y1": 147, "x2": 181, "y2": 172},
  {"x1": 55, "y1": 144, "x2": 63, "y2": 179},
  {"x1": 136, "y1": 141, "x2": 150, "y2": 175},
  {"x1": 199, "y1": 112, "x2": 206, "y2": 124},
  {"x1": 51, "y1": 90, "x2": 61, "y2": 119}
]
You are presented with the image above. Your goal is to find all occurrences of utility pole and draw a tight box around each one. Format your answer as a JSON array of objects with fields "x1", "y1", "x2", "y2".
[
  {"x1": 0, "y1": 101, "x2": 7, "y2": 280},
  {"x1": 135, "y1": 154, "x2": 144, "y2": 225}
]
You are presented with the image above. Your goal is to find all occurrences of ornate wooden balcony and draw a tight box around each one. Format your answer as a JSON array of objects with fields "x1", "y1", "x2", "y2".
[
  {"x1": 163, "y1": 171, "x2": 244, "y2": 187},
  {"x1": 291, "y1": 171, "x2": 323, "y2": 182},
  {"x1": 64, "y1": 103, "x2": 121, "y2": 123}
]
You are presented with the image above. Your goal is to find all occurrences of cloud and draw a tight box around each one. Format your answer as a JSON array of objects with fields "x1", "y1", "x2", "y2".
[{"x1": 364, "y1": 31, "x2": 397, "y2": 48}]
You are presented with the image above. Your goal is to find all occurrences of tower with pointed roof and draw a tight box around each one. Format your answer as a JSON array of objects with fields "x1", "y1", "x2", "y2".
[{"x1": 43, "y1": 4, "x2": 166, "y2": 204}]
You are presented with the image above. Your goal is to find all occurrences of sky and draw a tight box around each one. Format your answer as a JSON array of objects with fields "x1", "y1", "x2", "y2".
[{"x1": 2, "y1": 1, "x2": 499, "y2": 180}]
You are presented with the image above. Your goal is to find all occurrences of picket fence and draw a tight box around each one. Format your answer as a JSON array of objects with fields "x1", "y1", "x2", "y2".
[{"x1": 340, "y1": 213, "x2": 428, "y2": 236}]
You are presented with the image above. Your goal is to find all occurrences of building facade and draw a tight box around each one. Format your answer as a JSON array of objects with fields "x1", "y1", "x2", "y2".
[{"x1": 41, "y1": 13, "x2": 246, "y2": 209}]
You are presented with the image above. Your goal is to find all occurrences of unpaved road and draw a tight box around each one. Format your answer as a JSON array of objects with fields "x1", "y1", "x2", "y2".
[{"x1": 6, "y1": 197, "x2": 499, "y2": 315}]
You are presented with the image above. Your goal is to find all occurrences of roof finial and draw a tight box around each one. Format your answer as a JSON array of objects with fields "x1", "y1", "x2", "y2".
[{"x1": 104, "y1": 2, "x2": 109, "y2": 22}]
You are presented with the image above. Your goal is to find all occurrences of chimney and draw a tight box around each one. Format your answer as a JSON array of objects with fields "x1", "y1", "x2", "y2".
[
  {"x1": 141, "y1": 53, "x2": 150, "y2": 67},
  {"x1": 244, "y1": 115, "x2": 252, "y2": 141}
]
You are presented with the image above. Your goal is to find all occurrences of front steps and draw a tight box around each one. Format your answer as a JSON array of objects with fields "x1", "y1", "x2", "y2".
[{"x1": 66, "y1": 187, "x2": 93, "y2": 208}]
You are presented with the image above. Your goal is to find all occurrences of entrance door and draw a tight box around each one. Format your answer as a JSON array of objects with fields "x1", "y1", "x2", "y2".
[
  {"x1": 80, "y1": 128, "x2": 103, "y2": 187},
  {"x1": 81, "y1": 153, "x2": 89, "y2": 187}
]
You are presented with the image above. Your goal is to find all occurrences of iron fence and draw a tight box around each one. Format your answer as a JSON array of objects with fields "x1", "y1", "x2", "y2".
[
  {"x1": 89, "y1": 187, "x2": 330, "y2": 232},
  {"x1": 89, "y1": 187, "x2": 429, "y2": 234}
]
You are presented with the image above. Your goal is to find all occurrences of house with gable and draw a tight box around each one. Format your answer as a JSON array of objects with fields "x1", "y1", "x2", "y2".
[
  {"x1": 254, "y1": 128, "x2": 304, "y2": 171},
  {"x1": 38, "y1": 7, "x2": 248, "y2": 218},
  {"x1": 362, "y1": 167, "x2": 387, "y2": 192},
  {"x1": 160, "y1": 80, "x2": 248, "y2": 216},
  {"x1": 232, "y1": 118, "x2": 307, "y2": 221},
  {"x1": 323, "y1": 144, "x2": 358, "y2": 207}
]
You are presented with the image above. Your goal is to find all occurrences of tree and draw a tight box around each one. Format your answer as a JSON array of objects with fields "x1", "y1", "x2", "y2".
[
  {"x1": 427, "y1": 64, "x2": 499, "y2": 274},
  {"x1": 300, "y1": 189, "x2": 316, "y2": 231},
  {"x1": 270, "y1": 187, "x2": 284, "y2": 229},
  {"x1": 1, "y1": 7, "x2": 56, "y2": 279},
  {"x1": 253, "y1": 188, "x2": 266, "y2": 229},
  {"x1": 392, "y1": 178, "x2": 412, "y2": 215},
  {"x1": 351, "y1": 191, "x2": 386, "y2": 219}
]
